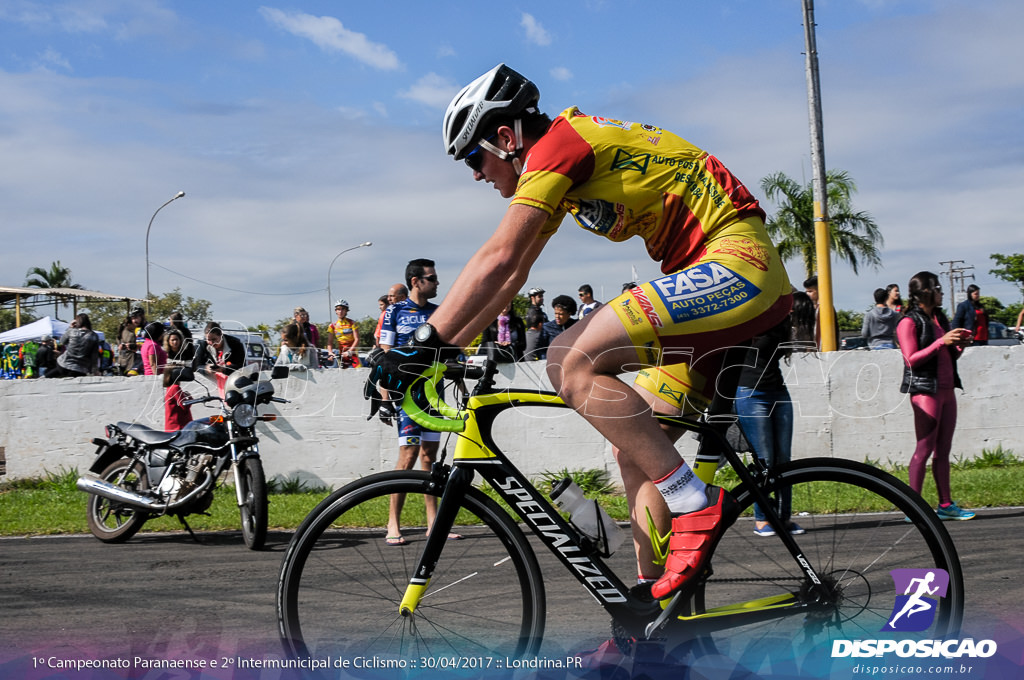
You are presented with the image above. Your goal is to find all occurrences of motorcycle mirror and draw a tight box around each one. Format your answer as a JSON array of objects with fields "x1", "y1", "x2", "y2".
[{"x1": 271, "y1": 365, "x2": 289, "y2": 380}]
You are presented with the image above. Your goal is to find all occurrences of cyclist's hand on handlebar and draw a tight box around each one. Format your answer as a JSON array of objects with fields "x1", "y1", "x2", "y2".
[{"x1": 370, "y1": 345, "x2": 460, "y2": 400}]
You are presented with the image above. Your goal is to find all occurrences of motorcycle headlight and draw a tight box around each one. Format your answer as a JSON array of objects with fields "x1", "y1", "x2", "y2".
[{"x1": 232, "y1": 403, "x2": 257, "y2": 428}]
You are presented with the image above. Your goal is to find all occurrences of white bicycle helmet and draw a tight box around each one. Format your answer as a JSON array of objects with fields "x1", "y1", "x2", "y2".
[
  {"x1": 334, "y1": 299, "x2": 349, "y2": 308},
  {"x1": 443, "y1": 64, "x2": 540, "y2": 161}
]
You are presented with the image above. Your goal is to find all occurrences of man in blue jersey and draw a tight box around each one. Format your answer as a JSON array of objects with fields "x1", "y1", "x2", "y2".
[{"x1": 378, "y1": 259, "x2": 458, "y2": 544}]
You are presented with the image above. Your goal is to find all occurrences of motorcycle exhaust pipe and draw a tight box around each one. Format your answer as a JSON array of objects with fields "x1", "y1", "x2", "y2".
[{"x1": 76, "y1": 472, "x2": 213, "y2": 513}]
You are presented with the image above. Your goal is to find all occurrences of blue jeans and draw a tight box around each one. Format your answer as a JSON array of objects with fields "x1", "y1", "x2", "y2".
[{"x1": 735, "y1": 386, "x2": 794, "y2": 522}]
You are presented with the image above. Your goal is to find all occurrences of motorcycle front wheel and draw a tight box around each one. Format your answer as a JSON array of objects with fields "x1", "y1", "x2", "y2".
[
  {"x1": 238, "y1": 457, "x2": 268, "y2": 550},
  {"x1": 86, "y1": 459, "x2": 150, "y2": 543}
]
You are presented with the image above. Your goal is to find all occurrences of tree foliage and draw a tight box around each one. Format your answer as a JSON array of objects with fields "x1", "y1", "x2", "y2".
[
  {"x1": 996, "y1": 302, "x2": 1023, "y2": 328},
  {"x1": 760, "y1": 170, "x2": 883, "y2": 279},
  {"x1": 24, "y1": 260, "x2": 83, "y2": 319},
  {"x1": 84, "y1": 288, "x2": 212, "y2": 340},
  {"x1": 0, "y1": 309, "x2": 38, "y2": 333},
  {"x1": 990, "y1": 253, "x2": 1024, "y2": 300},
  {"x1": 835, "y1": 309, "x2": 864, "y2": 332}
]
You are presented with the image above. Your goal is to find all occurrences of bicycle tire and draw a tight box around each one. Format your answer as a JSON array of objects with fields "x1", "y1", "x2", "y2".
[
  {"x1": 278, "y1": 470, "x2": 547, "y2": 660},
  {"x1": 671, "y1": 458, "x2": 964, "y2": 672}
]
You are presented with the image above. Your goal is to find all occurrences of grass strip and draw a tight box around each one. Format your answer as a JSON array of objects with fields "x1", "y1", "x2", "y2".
[{"x1": 2, "y1": 458, "x2": 1020, "y2": 536}]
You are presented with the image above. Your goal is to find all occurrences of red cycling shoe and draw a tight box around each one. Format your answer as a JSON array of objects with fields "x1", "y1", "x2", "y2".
[{"x1": 650, "y1": 485, "x2": 739, "y2": 600}]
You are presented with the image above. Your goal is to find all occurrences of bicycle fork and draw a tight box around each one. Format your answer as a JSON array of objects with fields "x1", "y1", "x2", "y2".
[{"x1": 398, "y1": 465, "x2": 475, "y2": 617}]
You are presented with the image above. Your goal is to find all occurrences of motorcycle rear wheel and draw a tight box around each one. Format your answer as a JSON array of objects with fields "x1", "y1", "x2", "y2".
[
  {"x1": 86, "y1": 459, "x2": 150, "y2": 543},
  {"x1": 239, "y1": 457, "x2": 268, "y2": 550}
]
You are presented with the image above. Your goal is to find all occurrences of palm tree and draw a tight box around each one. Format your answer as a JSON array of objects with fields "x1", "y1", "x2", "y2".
[
  {"x1": 24, "y1": 261, "x2": 83, "y2": 319},
  {"x1": 760, "y1": 170, "x2": 883, "y2": 279}
]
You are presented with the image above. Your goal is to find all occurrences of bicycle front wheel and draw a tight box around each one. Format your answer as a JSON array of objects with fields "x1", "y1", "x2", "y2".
[
  {"x1": 277, "y1": 470, "x2": 546, "y2": 660},
  {"x1": 676, "y1": 458, "x2": 964, "y2": 670}
]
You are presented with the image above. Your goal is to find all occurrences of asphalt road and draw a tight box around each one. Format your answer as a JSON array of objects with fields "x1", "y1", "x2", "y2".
[{"x1": 2, "y1": 507, "x2": 1023, "y2": 677}]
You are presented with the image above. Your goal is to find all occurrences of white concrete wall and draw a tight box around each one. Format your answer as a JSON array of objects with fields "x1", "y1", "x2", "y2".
[{"x1": 2, "y1": 345, "x2": 1022, "y2": 489}]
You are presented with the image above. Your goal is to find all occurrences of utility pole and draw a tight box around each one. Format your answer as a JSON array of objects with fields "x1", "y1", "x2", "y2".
[
  {"x1": 939, "y1": 260, "x2": 974, "y2": 316},
  {"x1": 802, "y1": 0, "x2": 836, "y2": 351}
]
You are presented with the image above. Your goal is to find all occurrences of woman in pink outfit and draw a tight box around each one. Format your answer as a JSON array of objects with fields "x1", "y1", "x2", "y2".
[
  {"x1": 896, "y1": 271, "x2": 975, "y2": 521},
  {"x1": 141, "y1": 322, "x2": 168, "y2": 377}
]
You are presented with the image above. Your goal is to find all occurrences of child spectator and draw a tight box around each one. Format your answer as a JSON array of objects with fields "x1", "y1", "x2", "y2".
[{"x1": 163, "y1": 366, "x2": 193, "y2": 431}]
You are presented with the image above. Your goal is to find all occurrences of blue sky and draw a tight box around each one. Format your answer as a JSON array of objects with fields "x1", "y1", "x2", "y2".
[{"x1": 1, "y1": 0, "x2": 1021, "y2": 329}]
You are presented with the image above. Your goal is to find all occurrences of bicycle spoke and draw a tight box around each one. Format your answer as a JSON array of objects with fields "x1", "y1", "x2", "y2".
[
  {"x1": 278, "y1": 472, "x2": 545, "y2": 659},
  {"x1": 671, "y1": 460, "x2": 963, "y2": 676}
]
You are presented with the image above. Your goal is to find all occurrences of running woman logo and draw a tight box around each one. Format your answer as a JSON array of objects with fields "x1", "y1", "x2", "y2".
[{"x1": 884, "y1": 568, "x2": 949, "y2": 632}]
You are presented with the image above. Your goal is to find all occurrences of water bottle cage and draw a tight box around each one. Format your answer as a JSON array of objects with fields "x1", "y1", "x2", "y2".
[{"x1": 573, "y1": 498, "x2": 615, "y2": 558}]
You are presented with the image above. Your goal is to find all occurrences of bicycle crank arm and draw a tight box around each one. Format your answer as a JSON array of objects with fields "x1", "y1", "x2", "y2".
[{"x1": 645, "y1": 592, "x2": 684, "y2": 640}]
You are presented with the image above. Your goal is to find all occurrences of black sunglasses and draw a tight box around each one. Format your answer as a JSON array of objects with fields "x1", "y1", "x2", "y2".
[
  {"x1": 419, "y1": 275, "x2": 438, "y2": 283},
  {"x1": 464, "y1": 134, "x2": 497, "y2": 172}
]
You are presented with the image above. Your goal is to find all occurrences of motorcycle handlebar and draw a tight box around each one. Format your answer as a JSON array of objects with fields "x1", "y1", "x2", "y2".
[{"x1": 183, "y1": 395, "x2": 220, "y2": 407}]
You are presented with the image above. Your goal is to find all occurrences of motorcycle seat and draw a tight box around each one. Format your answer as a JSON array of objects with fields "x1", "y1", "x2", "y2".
[{"x1": 117, "y1": 422, "x2": 180, "y2": 446}]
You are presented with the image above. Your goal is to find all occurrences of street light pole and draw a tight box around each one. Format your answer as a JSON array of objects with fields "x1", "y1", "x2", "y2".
[
  {"x1": 327, "y1": 241, "x2": 373, "y2": 317},
  {"x1": 145, "y1": 191, "x2": 186, "y2": 309}
]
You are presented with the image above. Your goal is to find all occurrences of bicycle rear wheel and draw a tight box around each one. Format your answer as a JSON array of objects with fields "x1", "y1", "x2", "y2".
[
  {"x1": 673, "y1": 458, "x2": 964, "y2": 672},
  {"x1": 277, "y1": 470, "x2": 546, "y2": 660}
]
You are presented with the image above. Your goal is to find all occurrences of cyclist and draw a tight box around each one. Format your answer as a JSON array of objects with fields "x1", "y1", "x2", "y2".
[
  {"x1": 326, "y1": 299, "x2": 360, "y2": 367},
  {"x1": 375, "y1": 64, "x2": 791, "y2": 600}
]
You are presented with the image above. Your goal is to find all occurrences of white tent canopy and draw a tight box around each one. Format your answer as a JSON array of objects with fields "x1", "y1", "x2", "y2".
[{"x1": 0, "y1": 316, "x2": 105, "y2": 343}]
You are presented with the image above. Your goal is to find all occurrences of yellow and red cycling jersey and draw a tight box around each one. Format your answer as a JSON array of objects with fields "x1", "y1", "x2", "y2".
[
  {"x1": 512, "y1": 107, "x2": 767, "y2": 274},
  {"x1": 328, "y1": 318, "x2": 357, "y2": 350},
  {"x1": 512, "y1": 107, "x2": 792, "y2": 414}
]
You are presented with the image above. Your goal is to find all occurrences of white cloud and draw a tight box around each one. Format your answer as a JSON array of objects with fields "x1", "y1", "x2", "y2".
[
  {"x1": 550, "y1": 66, "x2": 572, "y2": 82},
  {"x1": 259, "y1": 7, "x2": 401, "y2": 71},
  {"x1": 55, "y1": 5, "x2": 109, "y2": 33},
  {"x1": 399, "y1": 72, "x2": 458, "y2": 109},
  {"x1": 521, "y1": 13, "x2": 551, "y2": 46},
  {"x1": 37, "y1": 47, "x2": 71, "y2": 72},
  {"x1": 1, "y1": 0, "x2": 176, "y2": 38}
]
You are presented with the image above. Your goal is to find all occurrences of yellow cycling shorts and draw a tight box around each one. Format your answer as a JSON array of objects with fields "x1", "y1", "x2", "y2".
[{"x1": 609, "y1": 218, "x2": 793, "y2": 414}]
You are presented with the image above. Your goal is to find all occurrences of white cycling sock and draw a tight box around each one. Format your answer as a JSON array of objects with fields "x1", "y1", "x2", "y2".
[{"x1": 654, "y1": 461, "x2": 708, "y2": 514}]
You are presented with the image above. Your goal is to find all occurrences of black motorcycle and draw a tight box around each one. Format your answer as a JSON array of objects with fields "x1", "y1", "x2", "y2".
[{"x1": 76, "y1": 364, "x2": 290, "y2": 550}]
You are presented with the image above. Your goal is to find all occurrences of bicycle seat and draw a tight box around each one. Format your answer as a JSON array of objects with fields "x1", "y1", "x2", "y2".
[{"x1": 117, "y1": 422, "x2": 180, "y2": 446}]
